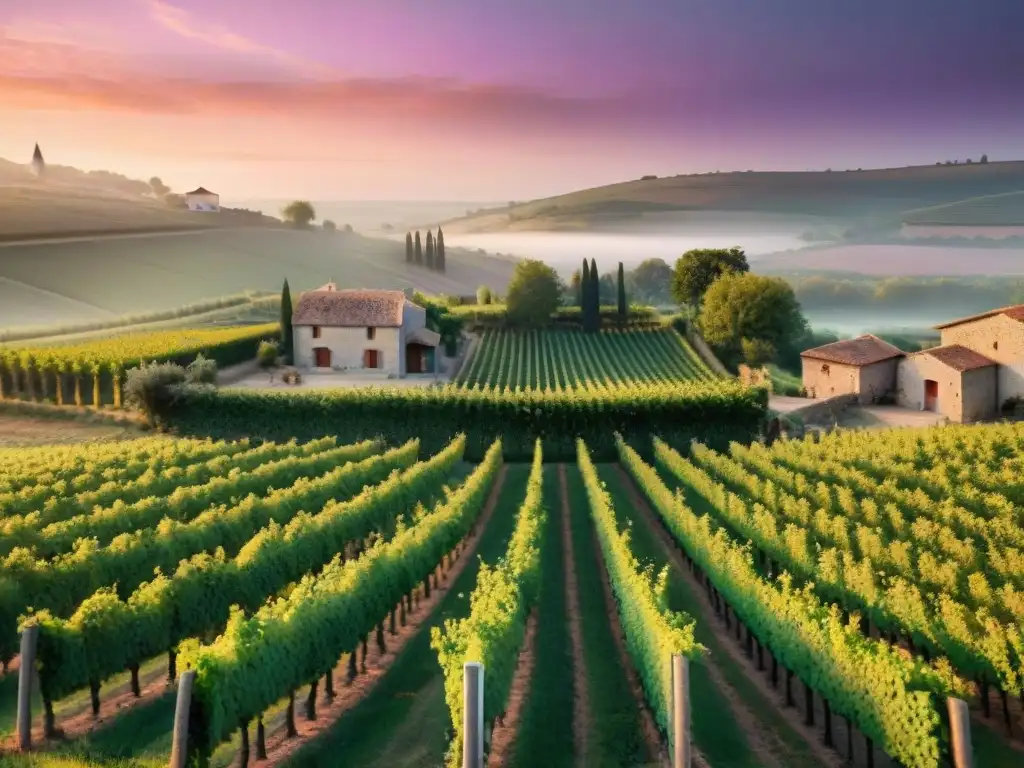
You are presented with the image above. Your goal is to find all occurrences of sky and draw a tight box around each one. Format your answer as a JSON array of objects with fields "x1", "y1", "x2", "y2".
[{"x1": 1, "y1": 0, "x2": 1022, "y2": 201}]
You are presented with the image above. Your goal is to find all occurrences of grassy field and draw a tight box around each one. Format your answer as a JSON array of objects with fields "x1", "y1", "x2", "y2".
[
  {"x1": 903, "y1": 190, "x2": 1024, "y2": 226},
  {"x1": 456, "y1": 328, "x2": 718, "y2": 389},
  {"x1": 440, "y1": 161, "x2": 1024, "y2": 233},
  {"x1": 0, "y1": 227, "x2": 515, "y2": 330}
]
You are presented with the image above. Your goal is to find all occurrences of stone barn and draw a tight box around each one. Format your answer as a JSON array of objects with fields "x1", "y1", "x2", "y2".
[
  {"x1": 895, "y1": 345, "x2": 998, "y2": 422},
  {"x1": 800, "y1": 335, "x2": 904, "y2": 403}
]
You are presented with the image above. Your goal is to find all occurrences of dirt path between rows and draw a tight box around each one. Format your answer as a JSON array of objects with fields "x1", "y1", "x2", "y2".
[
  {"x1": 557, "y1": 465, "x2": 591, "y2": 768},
  {"x1": 612, "y1": 464, "x2": 843, "y2": 768},
  {"x1": 255, "y1": 465, "x2": 508, "y2": 768},
  {"x1": 487, "y1": 610, "x2": 539, "y2": 767}
]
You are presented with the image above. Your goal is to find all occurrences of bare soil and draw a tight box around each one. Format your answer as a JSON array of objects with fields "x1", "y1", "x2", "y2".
[
  {"x1": 557, "y1": 464, "x2": 591, "y2": 768},
  {"x1": 486, "y1": 609, "x2": 539, "y2": 767},
  {"x1": 253, "y1": 465, "x2": 509, "y2": 768},
  {"x1": 0, "y1": 414, "x2": 145, "y2": 447}
]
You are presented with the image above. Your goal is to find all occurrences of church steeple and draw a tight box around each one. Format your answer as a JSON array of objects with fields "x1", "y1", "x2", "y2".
[{"x1": 31, "y1": 143, "x2": 45, "y2": 177}]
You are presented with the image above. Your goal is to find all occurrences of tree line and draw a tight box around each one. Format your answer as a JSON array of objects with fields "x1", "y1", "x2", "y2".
[{"x1": 406, "y1": 229, "x2": 447, "y2": 273}]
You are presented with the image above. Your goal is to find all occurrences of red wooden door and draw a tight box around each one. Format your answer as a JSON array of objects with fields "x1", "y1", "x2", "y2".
[
  {"x1": 314, "y1": 347, "x2": 331, "y2": 368},
  {"x1": 924, "y1": 379, "x2": 938, "y2": 412},
  {"x1": 406, "y1": 345, "x2": 422, "y2": 373},
  {"x1": 364, "y1": 349, "x2": 379, "y2": 369}
]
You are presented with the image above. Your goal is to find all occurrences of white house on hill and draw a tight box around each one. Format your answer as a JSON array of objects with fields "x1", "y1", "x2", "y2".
[
  {"x1": 291, "y1": 284, "x2": 440, "y2": 376},
  {"x1": 184, "y1": 187, "x2": 220, "y2": 212}
]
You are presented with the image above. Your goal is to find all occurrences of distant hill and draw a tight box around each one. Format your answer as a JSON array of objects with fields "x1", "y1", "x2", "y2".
[
  {"x1": 440, "y1": 161, "x2": 1024, "y2": 233},
  {"x1": 902, "y1": 190, "x2": 1024, "y2": 226},
  {"x1": 0, "y1": 156, "x2": 278, "y2": 240}
]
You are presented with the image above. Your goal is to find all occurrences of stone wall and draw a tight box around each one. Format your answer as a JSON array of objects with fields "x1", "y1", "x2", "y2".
[{"x1": 785, "y1": 393, "x2": 858, "y2": 425}]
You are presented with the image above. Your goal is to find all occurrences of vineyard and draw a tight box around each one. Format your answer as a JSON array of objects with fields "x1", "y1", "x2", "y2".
[
  {"x1": 3, "y1": 423, "x2": 1023, "y2": 767},
  {"x1": 0, "y1": 324, "x2": 277, "y2": 407},
  {"x1": 456, "y1": 328, "x2": 719, "y2": 390}
]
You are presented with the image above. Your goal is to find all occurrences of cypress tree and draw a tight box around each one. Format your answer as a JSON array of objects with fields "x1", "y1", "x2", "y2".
[
  {"x1": 425, "y1": 230, "x2": 435, "y2": 269},
  {"x1": 581, "y1": 259, "x2": 591, "y2": 316},
  {"x1": 617, "y1": 261, "x2": 627, "y2": 322},
  {"x1": 414, "y1": 231, "x2": 422, "y2": 264},
  {"x1": 589, "y1": 258, "x2": 600, "y2": 331},
  {"x1": 405, "y1": 232, "x2": 413, "y2": 263},
  {"x1": 436, "y1": 228, "x2": 446, "y2": 272},
  {"x1": 280, "y1": 279, "x2": 294, "y2": 364}
]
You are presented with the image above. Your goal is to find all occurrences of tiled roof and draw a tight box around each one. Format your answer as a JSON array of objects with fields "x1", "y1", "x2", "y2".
[
  {"x1": 918, "y1": 344, "x2": 997, "y2": 372},
  {"x1": 934, "y1": 304, "x2": 1024, "y2": 330},
  {"x1": 800, "y1": 334, "x2": 905, "y2": 366},
  {"x1": 293, "y1": 288, "x2": 409, "y2": 327}
]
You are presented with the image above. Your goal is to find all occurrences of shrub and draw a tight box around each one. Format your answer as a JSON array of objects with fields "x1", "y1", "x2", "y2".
[
  {"x1": 322, "y1": 220, "x2": 337, "y2": 232},
  {"x1": 257, "y1": 340, "x2": 279, "y2": 369},
  {"x1": 185, "y1": 353, "x2": 218, "y2": 385},
  {"x1": 476, "y1": 285, "x2": 492, "y2": 305},
  {"x1": 124, "y1": 362, "x2": 186, "y2": 425}
]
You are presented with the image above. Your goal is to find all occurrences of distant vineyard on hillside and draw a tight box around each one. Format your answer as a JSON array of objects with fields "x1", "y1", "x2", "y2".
[
  {"x1": 456, "y1": 328, "x2": 718, "y2": 390},
  {"x1": 902, "y1": 190, "x2": 1024, "y2": 226}
]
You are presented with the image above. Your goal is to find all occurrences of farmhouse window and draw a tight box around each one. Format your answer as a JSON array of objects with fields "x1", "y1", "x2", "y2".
[
  {"x1": 312, "y1": 326, "x2": 322, "y2": 339},
  {"x1": 821, "y1": 364, "x2": 830, "y2": 374},
  {"x1": 367, "y1": 327, "x2": 376, "y2": 340}
]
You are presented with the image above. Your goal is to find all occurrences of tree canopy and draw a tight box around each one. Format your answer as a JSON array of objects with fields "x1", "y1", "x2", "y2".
[
  {"x1": 699, "y1": 271, "x2": 807, "y2": 363},
  {"x1": 629, "y1": 258, "x2": 673, "y2": 304},
  {"x1": 282, "y1": 200, "x2": 316, "y2": 227},
  {"x1": 671, "y1": 247, "x2": 749, "y2": 309},
  {"x1": 506, "y1": 259, "x2": 562, "y2": 327}
]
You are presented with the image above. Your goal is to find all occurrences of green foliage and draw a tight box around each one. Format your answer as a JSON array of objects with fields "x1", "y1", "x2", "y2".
[
  {"x1": 433, "y1": 441, "x2": 545, "y2": 765},
  {"x1": 280, "y1": 280, "x2": 294, "y2": 364},
  {"x1": 456, "y1": 328, "x2": 718, "y2": 390},
  {"x1": 123, "y1": 362, "x2": 185, "y2": 424},
  {"x1": 622, "y1": 437, "x2": 966, "y2": 768},
  {"x1": 322, "y1": 219, "x2": 337, "y2": 232},
  {"x1": 671, "y1": 247, "x2": 749, "y2": 309},
  {"x1": 180, "y1": 437, "x2": 497, "y2": 761},
  {"x1": 581, "y1": 259, "x2": 591, "y2": 312},
  {"x1": 629, "y1": 258, "x2": 673, "y2": 305},
  {"x1": 577, "y1": 439, "x2": 702, "y2": 741},
  {"x1": 415, "y1": 231, "x2": 423, "y2": 264},
  {"x1": 406, "y1": 232, "x2": 414, "y2": 263},
  {"x1": 426, "y1": 230, "x2": 435, "y2": 269},
  {"x1": 281, "y1": 200, "x2": 316, "y2": 227},
  {"x1": 506, "y1": 259, "x2": 562, "y2": 329},
  {"x1": 699, "y1": 272, "x2": 807, "y2": 362},
  {"x1": 436, "y1": 227, "x2": 446, "y2": 272},
  {"x1": 4, "y1": 440, "x2": 392, "y2": 665},
  {"x1": 165, "y1": 373, "x2": 766, "y2": 462},
  {"x1": 587, "y1": 258, "x2": 600, "y2": 332},
  {"x1": 476, "y1": 285, "x2": 492, "y2": 305},
  {"x1": 740, "y1": 337, "x2": 776, "y2": 367},
  {"x1": 257, "y1": 340, "x2": 278, "y2": 369},
  {"x1": 32, "y1": 439, "x2": 461, "y2": 704},
  {"x1": 617, "y1": 262, "x2": 627, "y2": 319},
  {"x1": 185, "y1": 353, "x2": 217, "y2": 385}
]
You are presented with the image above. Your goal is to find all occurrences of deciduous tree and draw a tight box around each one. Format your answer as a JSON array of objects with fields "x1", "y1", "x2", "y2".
[
  {"x1": 506, "y1": 260, "x2": 561, "y2": 327},
  {"x1": 282, "y1": 200, "x2": 316, "y2": 228},
  {"x1": 671, "y1": 247, "x2": 749, "y2": 310}
]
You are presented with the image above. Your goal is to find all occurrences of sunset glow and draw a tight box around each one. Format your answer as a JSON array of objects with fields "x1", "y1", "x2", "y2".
[{"x1": 2, "y1": 0, "x2": 1022, "y2": 200}]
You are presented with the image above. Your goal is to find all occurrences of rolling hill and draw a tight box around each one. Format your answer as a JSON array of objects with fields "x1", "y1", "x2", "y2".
[
  {"x1": 440, "y1": 161, "x2": 1024, "y2": 233},
  {"x1": 0, "y1": 228, "x2": 516, "y2": 330},
  {"x1": 902, "y1": 190, "x2": 1024, "y2": 226}
]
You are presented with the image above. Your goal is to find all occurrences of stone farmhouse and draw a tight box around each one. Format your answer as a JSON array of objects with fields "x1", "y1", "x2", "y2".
[
  {"x1": 291, "y1": 284, "x2": 440, "y2": 376},
  {"x1": 800, "y1": 304, "x2": 1024, "y2": 422}
]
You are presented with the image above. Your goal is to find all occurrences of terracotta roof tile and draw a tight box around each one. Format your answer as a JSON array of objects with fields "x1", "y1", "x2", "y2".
[
  {"x1": 934, "y1": 304, "x2": 1024, "y2": 329},
  {"x1": 800, "y1": 334, "x2": 904, "y2": 366},
  {"x1": 293, "y1": 288, "x2": 409, "y2": 327},
  {"x1": 918, "y1": 344, "x2": 997, "y2": 372}
]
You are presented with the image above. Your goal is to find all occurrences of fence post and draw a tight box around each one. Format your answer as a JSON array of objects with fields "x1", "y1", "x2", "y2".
[
  {"x1": 169, "y1": 670, "x2": 196, "y2": 768},
  {"x1": 672, "y1": 654, "x2": 691, "y2": 768},
  {"x1": 946, "y1": 697, "x2": 974, "y2": 768},
  {"x1": 17, "y1": 624, "x2": 39, "y2": 750},
  {"x1": 462, "y1": 662, "x2": 484, "y2": 768}
]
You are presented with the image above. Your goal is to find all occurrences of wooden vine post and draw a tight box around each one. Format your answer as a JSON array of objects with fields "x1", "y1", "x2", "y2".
[
  {"x1": 462, "y1": 661, "x2": 484, "y2": 768},
  {"x1": 671, "y1": 654, "x2": 692, "y2": 768},
  {"x1": 169, "y1": 670, "x2": 196, "y2": 768},
  {"x1": 16, "y1": 624, "x2": 39, "y2": 751},
  {"x1": 946, "y1": 697, "x2": 974, "y2": 768}
]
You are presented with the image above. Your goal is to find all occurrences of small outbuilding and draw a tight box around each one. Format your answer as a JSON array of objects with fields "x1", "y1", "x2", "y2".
[
  {"x1": 896, "y1": 345, "x2": 997, "y2": 422},
  {"x1": 800, "y1": 334, "x2": 904, "y2": 403},
  {"x1": 184, "y1": 187, "x2": 220, "y2": 212}
]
